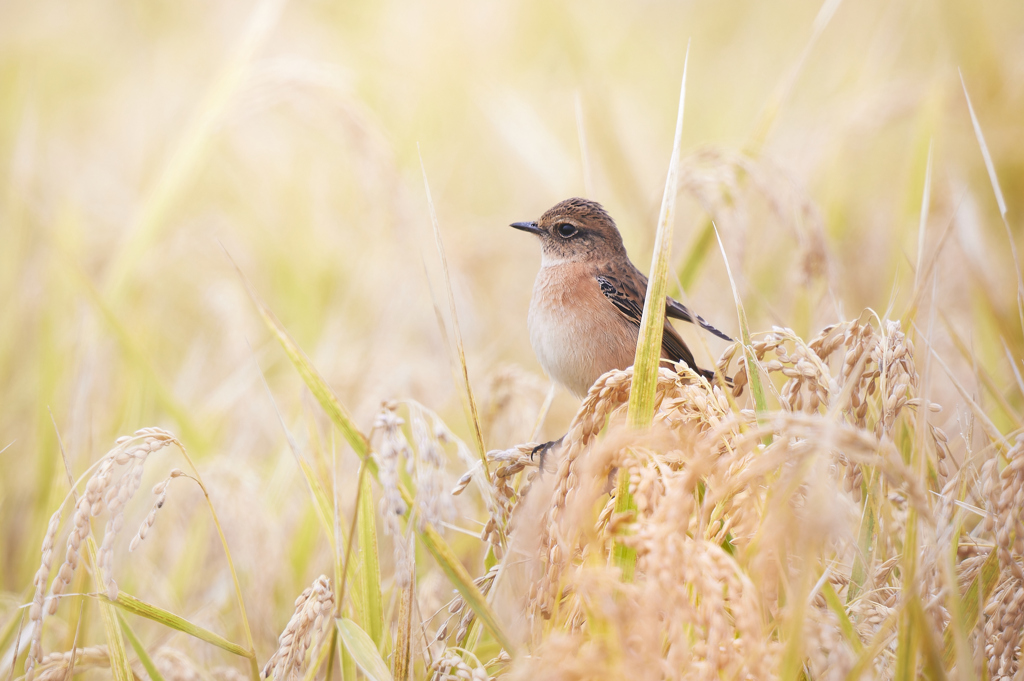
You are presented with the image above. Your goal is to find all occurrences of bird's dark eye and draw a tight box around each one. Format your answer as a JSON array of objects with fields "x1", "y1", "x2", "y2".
[{"x1": 556, "y1": 223, "x2": 578, "y2": 238}]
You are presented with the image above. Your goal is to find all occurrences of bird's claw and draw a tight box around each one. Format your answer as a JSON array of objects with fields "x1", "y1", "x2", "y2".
[{"x1": 530, "y1": 436, "x2": 565, "y2": 474}]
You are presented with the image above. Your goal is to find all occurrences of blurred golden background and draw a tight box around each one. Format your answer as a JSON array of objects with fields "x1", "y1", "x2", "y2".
[{"x1": 1, "y1": 0, "x2": 1022, "y2": 675}]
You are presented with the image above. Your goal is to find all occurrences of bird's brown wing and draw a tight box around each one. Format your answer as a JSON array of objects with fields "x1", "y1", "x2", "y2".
[
  {"x1": 594, "y1": 270, "x2": 701, "y2": 374},
  {"x1": 596, "y1": 264, "x2": 733, "y2": 383},
  {"x1": 614, "y1": 266, "x2": 737, "y2": 339}
]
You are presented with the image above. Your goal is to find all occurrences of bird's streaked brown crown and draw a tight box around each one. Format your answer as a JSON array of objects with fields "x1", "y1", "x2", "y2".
[{"x1": 511, "y1": 197, "x2": 627, "y2": 263}]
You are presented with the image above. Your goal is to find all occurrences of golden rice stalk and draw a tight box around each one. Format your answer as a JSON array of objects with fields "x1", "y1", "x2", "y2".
[
  {"x1": 262, "y1": 576, "x2": 335, "y2": 681},
  {"x1": 23, "y1": 645, "x2": 143, "y2": 681},
  {"x1": 26, "y1": 428, "x2": 177, "y2": 681},
  {"x1": 489, "y1": 313, "x2": 1020, "y2": 679}
]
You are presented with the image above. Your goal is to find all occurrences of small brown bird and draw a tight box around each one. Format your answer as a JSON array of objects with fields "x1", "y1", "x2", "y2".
[{"x1": 511, "y1": 197, "x2": 732, "y2": 400}]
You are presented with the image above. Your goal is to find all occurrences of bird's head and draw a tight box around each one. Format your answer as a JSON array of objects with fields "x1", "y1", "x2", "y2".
[{"x1": 511, "y1": 197, "x2": 626, "y2": 265}]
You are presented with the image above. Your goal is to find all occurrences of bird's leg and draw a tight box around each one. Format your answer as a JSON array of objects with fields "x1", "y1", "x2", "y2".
[{"x1": 530, "y1": 435, "x2": 565, "y2": 474}]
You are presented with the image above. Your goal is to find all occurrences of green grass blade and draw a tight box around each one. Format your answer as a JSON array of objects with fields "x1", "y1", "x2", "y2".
[
  {"x1": 108, "y1": 592, "x2": 253, "y2": 659},
  {"x1": 821, "y1": 581, "x2": 863, "y2": 655},
  {"x1": 627, "y1": 43, "x2": 689, "y2": 429},
  {"x1": 894, "y1": 511, "x2": 919, "y2": 681},
  {"x1": 908, "y1": 594, "x2": 947, "y2": 681},
  {"x1": 848, "y1": 498, "x2": 875, "y2": 603},
  {"x1": 392, "y1": 577, "x2": 414, "y2": 681},
  {"x1": 336, "y1": 618, "x2": 393, "y2": 681},
  {"x1": 118, "y1": 611, "x2": 166, "y2": 681},
  {"x1": 418, "y1": 521, "x2": 515, "y2": 652},
  {"x1": 299, "y1": 458, "x2": 340, "y2": 553},
  {"x1": 252, "y1": 344, "x2": 341, "y2": 554},
  {"x1": 620, "y1": 43, "x2": 690, "y2": 581},
  {"x1": 340, "y1": 630, "x2": 357, "y2": 681},
  {"x1": 610, "y1": 465, "x2": 639, "y2": 582},
  {"x1": 712, "y1": 224, "x2": 771, "y2": 438},
  {"x1": 778, "y1": 566, "x2": 811, "y2": 681},
  {"x1": 98, "y1": 602, "x2": 132, "y2": 681},
  {"x1": 356, "y1": 468, "x2": 384, "y2": 649}
]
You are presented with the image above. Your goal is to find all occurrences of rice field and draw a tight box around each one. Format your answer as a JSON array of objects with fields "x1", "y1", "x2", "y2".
[{"x1": 1, "y1": 0, "x2": 1023, "y2": 679}]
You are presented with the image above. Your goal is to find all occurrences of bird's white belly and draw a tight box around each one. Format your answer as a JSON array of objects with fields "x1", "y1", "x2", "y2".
[{"x1": 527, "y1": 266, "x2": 637, "y2": 398}]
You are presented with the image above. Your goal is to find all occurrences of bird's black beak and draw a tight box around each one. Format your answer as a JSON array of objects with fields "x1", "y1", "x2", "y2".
[{"x1": 510, "y1": 221, "x2": 543, "y2": 235}]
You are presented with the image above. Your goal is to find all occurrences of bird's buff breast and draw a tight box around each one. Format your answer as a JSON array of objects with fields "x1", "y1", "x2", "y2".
[{"x1": 528, "y1": 263, "x2": 638, "y2": 398}]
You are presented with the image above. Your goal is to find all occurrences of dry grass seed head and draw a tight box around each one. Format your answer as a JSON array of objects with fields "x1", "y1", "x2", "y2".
[
  {"x1": 408, "y1": 402, "x2": 456, "y2": 530},
  {"x1": 26, "y1": 645, "x2": 135, "y2": 681},
  {"x1": 262, "y1": 575, "x2": 334, "y2": 680},
  {"x1": 431, "y1": 649, "x2": 493, "y2": 681},
  {"x1": 530, "y1": 366, "x2": 750, "y2": 623},
  {"x1": 876, "y1": 320, "x2": 917, "y2": 438},
  {"x1": 980, "y1": 435, "x2": 1024, "y2": 679},
  {"x1": 25, "y1": 427, "x2": 177, "y2": 681},
  {"x1": 984, "y1": 575, "x2": 1024, "y2": 680},
  {"x1": 479, "y1": 442, "x2": 538, "y2": 558},
  {"x1": 511, "y1": 316, "x2": 969, "y2": 680},
  {"x1": 982, "y1": 435, "x2": 1024, "y2": 581},
  {"x1": 441, "y1": 564, "x2": 501, "y2": 646},
  {"x1": 372, "y1": 401, "x2": 412, "y2": 583},
  {"x1": 638, "y1": 501, "x2": 773, "y2": 680},
  {"x1": 130, "y1": 468, "x2": 187, "y2": 552}
]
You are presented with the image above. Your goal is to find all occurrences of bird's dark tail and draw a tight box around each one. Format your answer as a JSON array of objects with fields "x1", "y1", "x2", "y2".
[{"x1": 666, "y1": 299, "x2": 734, "y2": 342}]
